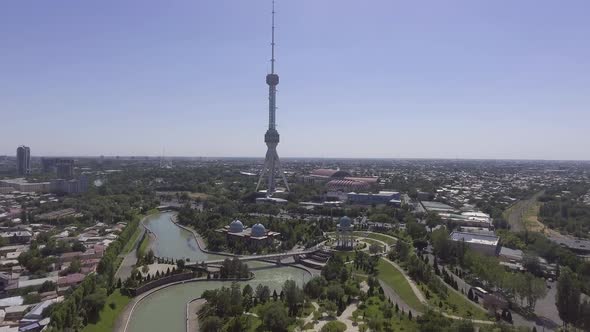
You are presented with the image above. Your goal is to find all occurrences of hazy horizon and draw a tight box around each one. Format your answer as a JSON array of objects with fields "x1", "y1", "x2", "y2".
[{"x1": 1, "y1": 0, "x2": 589, "y2": 160}]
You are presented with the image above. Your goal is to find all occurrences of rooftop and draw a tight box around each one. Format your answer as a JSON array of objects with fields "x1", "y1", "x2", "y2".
[{"x1": 450, "y1": 231, "x2": 499, "y2": 246}]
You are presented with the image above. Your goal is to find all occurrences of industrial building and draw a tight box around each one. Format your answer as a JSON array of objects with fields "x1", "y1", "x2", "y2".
[
  {"x1": 0, "y1": 177, "x2": 88, "y2": 194},
  {"x1": 347, "y1": 191, "x2": 401, "y2": 206},
  {"x1": 438, "y1": 211, "x2": 493, "y2": 229},
  {"x1": 420, "y1": 201, "x2": 456, "y2": 213},
  {"x1": 449, "y1": 231, "x2": 500, "y2": 256}
]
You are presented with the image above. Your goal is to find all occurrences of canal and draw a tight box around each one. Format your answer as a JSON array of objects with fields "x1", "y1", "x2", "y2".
[{"x1": 126, "y1": 212, "x2": 311, "y2": 332}]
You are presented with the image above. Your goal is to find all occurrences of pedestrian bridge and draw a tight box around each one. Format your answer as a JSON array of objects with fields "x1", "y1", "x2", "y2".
[{"x1": 186, "y1": 246, "x2": 324, "y2": 266}]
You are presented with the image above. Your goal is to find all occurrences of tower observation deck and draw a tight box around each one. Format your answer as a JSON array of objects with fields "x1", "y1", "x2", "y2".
[{"x1": 256, "y1": 0, "x2": 290, "y2": 197}]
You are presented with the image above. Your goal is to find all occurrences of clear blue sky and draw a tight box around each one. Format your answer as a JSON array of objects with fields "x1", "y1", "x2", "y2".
[{"x1": 1, "y1": 0, "x2": 589, "y2": 160}]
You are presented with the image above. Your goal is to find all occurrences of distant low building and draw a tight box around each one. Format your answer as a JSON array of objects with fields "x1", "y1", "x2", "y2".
[
  {"x1": 348, "y1": 191, "x2": 401, "y2": 206},
  {"x1": 438, "y1": 211, "x2": 493, "y2": 229},
  {"x1": 302, "y1": 169, "x2": 351, "y2": 184},
  {"x1": 35, "y1": 208, "x2": 78, "y2": 222},
  {"x1": 450, "y1": 231, "x2": 500, "y2": 256},
  {"x1": 420, "y1": 201, "x2": 456, "y2": 213},
  {"x1": 0, "y1": 176, "x2": 88, "y2": 194},
  {"x1": 255, "y1": 197, "x2": 288, "y2": 205},
  {"x1": 0, "y1": 231, "x2": 32, "y2": 244}
]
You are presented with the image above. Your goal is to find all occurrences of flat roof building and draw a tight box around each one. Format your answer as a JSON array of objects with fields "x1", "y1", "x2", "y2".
[
  {"x1": 348, "y1": 191, "x2": 401, "y2": 206},
  {"x1": 450, "y1": 231, "x2": 500, "y2": 256},
  {"x1": 420, "y1": 201, "x2": 456, "y2": 213}
]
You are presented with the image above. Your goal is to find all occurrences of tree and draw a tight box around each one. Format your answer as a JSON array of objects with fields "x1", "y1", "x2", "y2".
[
  {"x1": 320, "y1": 321, "x2": 346, "y2": 332},
  {"x1": 72, "y1": 241, "x2": 86, "y2": 253},
  {"x1": 81, "y1": 288, "x2": 107, "y2": 323},
  {"x1": 229, "y1": 282, "x2": 243, "y2": 316},
  {"x1": 406, "y1": 221, "x2": 427, "y2": 240},
  {"x1": 369, "y1": 243, "x2": 383, "y2": 254},
  {"x1": 67, "y1": 257, "x2": 82, "y2": 274},
  {"x1": 522, "y1": 253, "x2": 543, "y2": 277},
  {"x1": 255, "y1": 284, "x2": 271, "y2": 303},
  {"x1": 322, "y1": 255, "x2": 345, "y2": 281},
  {"x1": 242, "y1": 284, "x2": 253, "y2": 310},
  {"x1": 176, "y1": 259, "x2": 185, "y2": 270},
  {"x1": 262, "y1": 302, "x2": 290, "y2": 332},
  {"x1": 580, "y1": 300, "x2": 590, "y2": 331},
  {"x1": 327, "y1": 284, "x2": 345, "y2": 303},
  {"x1": 304, "y1": 276, "x2": 325, "y2": 299},
  {"x1": 431, "y1": 228, "x2": 452, "y2": 261},
  {"x1": 523, "y1": 273, "x2": 547, "y2": 310},
  {"x1": 200, "y1": 316, "x2": 223, "y2": 332},
  {"x1": 425, "y1": 213, "x2": 441, "y2": 230},
  {"x1": 39, "y1": 280, "x2": 56, "y2": 293},
  {"x1": 282, "y1": 279, "x2": 304, "y2": 316},
  {"x1": 556, "y1": 267, "x2": 581, "y2": 328}
]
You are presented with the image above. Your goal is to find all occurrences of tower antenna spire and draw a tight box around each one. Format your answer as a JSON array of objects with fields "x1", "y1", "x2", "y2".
[
  {"x1": 271, "y1": 0, "x2": 276, "y2": 74},
  {"x1": 257, "y1": 0, "x2": 290, "y2": 197}
]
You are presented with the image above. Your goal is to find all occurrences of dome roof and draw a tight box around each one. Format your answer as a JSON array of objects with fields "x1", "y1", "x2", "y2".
[
  {"x1": 251, "y1": 223, "x2": 266, "y2": 237},
  {"x1": 229, "y1": 220, "x2": 244, "y2": 233},
  {"x1": 339, "y1": 216, "x2": 352, "y2": 228}
]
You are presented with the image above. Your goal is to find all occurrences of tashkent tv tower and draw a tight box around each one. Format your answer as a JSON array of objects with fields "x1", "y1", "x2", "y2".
[{"x1": 256, "y1": 0, "x2": 290, "y2": 197}]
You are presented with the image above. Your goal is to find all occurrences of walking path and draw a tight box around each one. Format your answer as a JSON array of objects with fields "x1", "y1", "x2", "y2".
[
  {"x1": 300, "y1": 302, "x2": 319, "y2": 330},
  {"x1": 187, "y1": 298, "x2": 206, "y2": 332},
  {"x1": 115, "y1": 215, "x2": 150, "y2": 282},
  {"x1": 380, "y1": 257, "x2": 494, "y2": 325},
  {"x1": 382, "y1": 257, "x2": 427, "y2": 304}
]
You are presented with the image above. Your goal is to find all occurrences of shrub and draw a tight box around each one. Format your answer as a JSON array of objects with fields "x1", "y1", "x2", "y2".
[{"x1": 320, "y1": 321, "x2": 347, "y2": 332}]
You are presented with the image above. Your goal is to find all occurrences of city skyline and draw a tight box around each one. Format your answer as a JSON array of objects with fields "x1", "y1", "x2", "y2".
[{"x1": 1, "y1": 0, "x2": 589, "y2": 160}]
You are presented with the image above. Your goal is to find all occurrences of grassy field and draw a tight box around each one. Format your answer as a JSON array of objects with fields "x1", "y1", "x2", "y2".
[
  {"x1": 353, "y1": 232, "x2": 397, "y2": 245},
  {"x1": 82, "y1": 290, "x2": 131, "y2": 332},
  {"x1": 377, "y1": 259, "x2": 426, "y2": 312},
  {"x1": 424, "y1": 284, "x2": 490, "y2": 321},
  {"x1": 333, "y1": 250, "x2": 354, "y2": 263},
  {"x1": 353, "y1": 296, "x2": 419, "y2": 331},
  {"x1": 137, "y1": 233, "x2": 151, "y2": 258},
  {"x1": 358, "y1": 238, "x2": 386, "y2": 251},
  {"x1": 523, "y1": 202, "x2": 544, "y2": 232},
  {"x1": 122, "y1": 223, "x2": 143, "y2": 255}
]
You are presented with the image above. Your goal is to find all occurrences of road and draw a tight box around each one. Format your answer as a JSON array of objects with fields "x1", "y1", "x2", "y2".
[
  {"x1": 426, "y1": 254, "x2": 559, "y2": 331},
  {"x1": 504, "y1": 191, "x2": 544, "y2": 232}
]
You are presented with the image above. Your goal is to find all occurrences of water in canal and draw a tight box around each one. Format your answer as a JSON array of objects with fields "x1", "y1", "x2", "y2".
[{"x1": 127, "y1": 212, "x2": 311, "y2": 332}]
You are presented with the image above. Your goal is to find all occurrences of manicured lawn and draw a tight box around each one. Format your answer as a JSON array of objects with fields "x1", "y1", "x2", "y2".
[
  {"x1": 122, "y1": 224, "x2": 143, "y2": 255},
  {"x1": 332, "y1": 250, "x2": 354, "y2": 263},
  {"x1": 424, "y1": 283, "x2": 490, "y2": 321},
  {"x1": 377, "y1": 259, "x2": 426, "y2": 312},
  {"x1": 358, "y1": 238, "x2": 386, "y2": 251},
  {"x1": 353, "y1": 232, "x2": 397, "y2": 245},
  {"x1": 137, "y1": 233, "x2": 151, "y2": 257},
  {"x1": 82, "y1": 290, "x2": 131, "y2": 332}
]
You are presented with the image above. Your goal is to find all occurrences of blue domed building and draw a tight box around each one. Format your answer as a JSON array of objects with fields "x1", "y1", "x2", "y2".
[
  {"x1": 336, "y1": 216, "x2": 354, "y2": 249},
  {"x1": 218, "y1": 220, "x2": 280, "y2": 247},
  {"x1": 229, "y1": 220, "x2": 244, "y2": 233}
]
